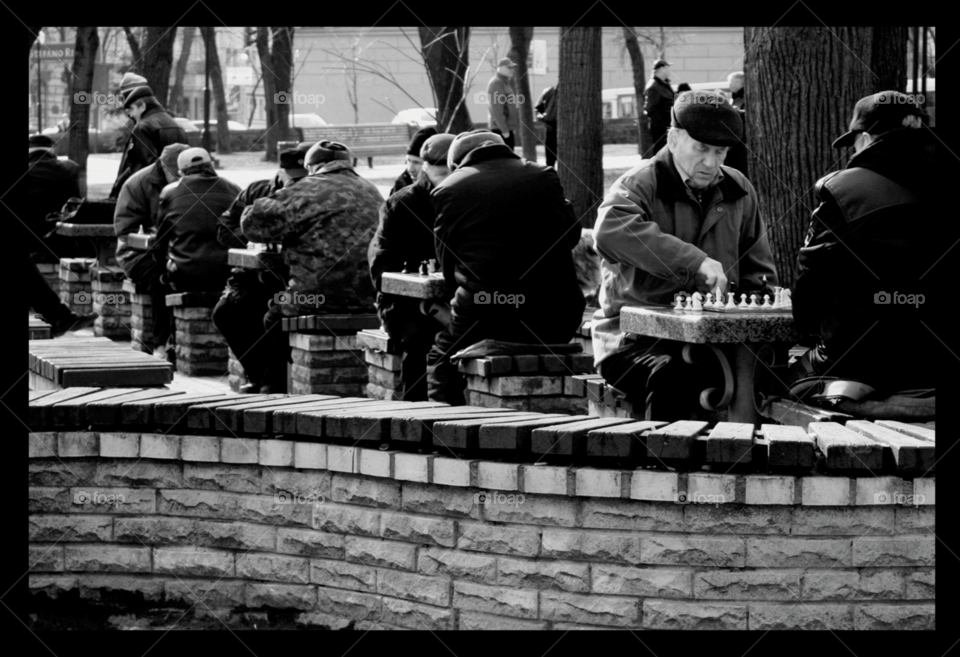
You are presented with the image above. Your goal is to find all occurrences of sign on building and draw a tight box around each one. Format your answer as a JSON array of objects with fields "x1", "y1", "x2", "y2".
[
  {"x1": 226, "y1": 66, "x2": 255, "y2": 86},
  {"x1": 530, "y1": 40, "x2": 547, "y2": 75},
  {"x1": 29, "y1": 43, "x2": 75, "y2": 62}
]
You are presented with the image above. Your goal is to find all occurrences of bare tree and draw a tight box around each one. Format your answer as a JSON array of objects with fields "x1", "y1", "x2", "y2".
[
  {"x1": 140, "y1": 27, "x2": 176, "y2": 108},
  {"x1": 257, "y1": 27, "x2": 296, "y2": 161},
  {"x1": 507, "y1": 27, "x2": 537, "y2": 161},
  {"x1": 621, "y1": 27, "x2": 648, "y2": 154},
  {"x1": 418, "y1": 27, "x2": 473, "y2": 133},
  {"x1": 121, "y1": 27, "x2": 142, "y2": 64},
  {"x1": 169, "y1": 26, "x2": 196, "y2": 117},
  {"x1": 200, "y1": 26, "x2": 231, "y2": 153},
  {"x1": 558, "y1": 27, "x2": 603, "y2": 229},
  {"x1": 68, "y1": 26, "x2": 99, "y2": 196},
  {"x1": 744, "y1": 27, "x2": 907, "y2": 287}
]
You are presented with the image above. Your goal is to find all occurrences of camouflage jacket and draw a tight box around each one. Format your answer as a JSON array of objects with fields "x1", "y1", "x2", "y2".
[{"x1": 240, "y1": 161, "x2": 383, "y2": 316}]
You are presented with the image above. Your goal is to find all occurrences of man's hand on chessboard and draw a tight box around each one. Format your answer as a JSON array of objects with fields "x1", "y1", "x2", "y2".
[{"x1": 696, "y1": 257, "x2": 727, "y2": 295}]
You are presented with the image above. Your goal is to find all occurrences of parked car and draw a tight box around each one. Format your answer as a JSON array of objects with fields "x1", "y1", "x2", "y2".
[
  {"x1": 391, "y1": 108, "x2": 438, "y2": 128},
  {"x1": 173, "y1": 117, "x2": 200, "y2": 133},
  {"x1": 190, "y1": 119, "x2": 250, "y2": 132},
  {"x1": 290, "y1": 113, "x2": 328, "y2": 128}
]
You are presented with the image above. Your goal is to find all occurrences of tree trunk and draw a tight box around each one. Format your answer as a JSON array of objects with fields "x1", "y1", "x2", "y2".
[
  {"x1": 200, "y1": 27, "x2": 231, "y2": 154},
  {"x1": 141, "y1": 26, "x2": 176, "y2": 108},
  {"x1": 557, "y1": 27, "x2": 603, "y2": 229},
  {"x1": 870, "y1": 27, "x2": 908, "y2": 94},
  {"x1": 508, "y1": 27, "x2": 536, "y2": 161},
  {"x1": 744, "y1": 27, "x2": 887, "y2": 287},
  {"x1": 68, "y1": 26, "x2": 99, "y2": 197},
  {"x1": 623, "y1": 27, "x2": 651, "y2": 155},
  {"x1": 418, "y1": 27, "x2": 472, "y2": 134},
  {"x1": 29, "y1": 26, "x2": 42, "y2": 51},
  {"x1": 121, "y1": 26, "x2": 142, "y2": 64},
  {"x1": 256, "y1": 27, "x2": 278, "y2": 161},
  {"x1": 169, "y1": 26, "x2": 195, "y2": 117},
  {"x1": 272, "y1": 27, "x2": 296, "y2": 145}
]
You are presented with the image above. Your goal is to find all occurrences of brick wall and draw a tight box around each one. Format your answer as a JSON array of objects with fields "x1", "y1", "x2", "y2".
[{"x1": 29, "y1": 431, "x2": 935, "y2": 630}]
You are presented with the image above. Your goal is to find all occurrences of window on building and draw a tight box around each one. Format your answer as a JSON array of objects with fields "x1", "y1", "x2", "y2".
[
  {"x1": 602, "y1": 102, "x2": 613, "y2": 119},
  {"x1": 617, "y1": 96, "x2": 636, "y2": 118}
]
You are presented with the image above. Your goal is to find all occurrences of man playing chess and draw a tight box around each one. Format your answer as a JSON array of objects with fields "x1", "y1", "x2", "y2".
[{"x1": 592, "y1": 90, "x2": 778, "y2": 420}]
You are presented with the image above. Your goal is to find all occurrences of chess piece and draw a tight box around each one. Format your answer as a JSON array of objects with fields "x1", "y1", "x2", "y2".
[
  {"x1": 137, "y1": 224, "x2": 145, "y2": 235},
  {"x1": 419, "y1": 260, "x2": 429, "y2": 275},
  {"x1": 762, "y1": 294, "x2": 771, "y2": 309},
  {"x1": 402, "y1": 261, "x2": 414, "y2": 274},
  {"x1": 427, "y1": 258, "x2": 437, "y2": 274},
  {"x1": 674, "y1": 294, "x2": 685, "y2": 311},
  {"x1": 690, "y1": 291, "x2": 703, "y2": 312},
  {"x1": 748, "y1": 294, "x2": 758, "y2": 309},
  {"x1": 726, "y1": 292, "x2": 737, "y2": 310},
  {"x1": 739, "y1": 294, "x2": 748, "y2": 309},
  {"x1": 781, "y1": 288, "x2": 792, "y2": 306},
  {"x1": 704, "y1": 292, "x2": 714, "y2": 309}
]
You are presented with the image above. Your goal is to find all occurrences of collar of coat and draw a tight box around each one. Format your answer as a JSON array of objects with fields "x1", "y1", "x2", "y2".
[
  {"x1": 652, "y1": 146, "x2": 748, "y2": 204},
  {"x1": 456, "y1": 142, "x2": 521, "y2": 169},
  {"x1": 310, "y1": 160, "x2": 357, "y2": 176}
]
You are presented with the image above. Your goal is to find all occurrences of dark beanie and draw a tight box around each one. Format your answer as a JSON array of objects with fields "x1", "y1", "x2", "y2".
[
  {"x1": 29, "y1": 134, "x2": 56, "y2": 149},
  {"x1": 306, "y1": 140, "x2": 352, "y2": 166},
  {"x1": 671, "y1": 90, "x2": 742, "y2": 147},
  {"x1": 122, "y1": 85, "x2": 155, "y2": 109},
  {"x1": 408, "y1": 126, "x2": 438, "y2": 156}
]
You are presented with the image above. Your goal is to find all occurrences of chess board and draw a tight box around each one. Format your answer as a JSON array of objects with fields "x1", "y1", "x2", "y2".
[{"x1": 674, "y1": 289, "x2": 793, "y2": 314}]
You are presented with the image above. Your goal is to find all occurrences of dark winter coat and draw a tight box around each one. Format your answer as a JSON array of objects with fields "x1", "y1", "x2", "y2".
[
  {"x1": 25, "y1": 150, "x2": 80, "y2": 258},
  {"x1": 643, "y1": 76, "x2": 675, "y2": 143},
  {"x1": 113, "y1": 161, "x2": 168, "y2": 275},
  {"x1": 389, "y1": 169, "x2": 415, "y2": 197},
  {"x1": 110, "y1": 101, "x2": 188, "y2": 198}
]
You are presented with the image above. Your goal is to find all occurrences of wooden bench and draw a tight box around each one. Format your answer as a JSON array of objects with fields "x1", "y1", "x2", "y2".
[
  {"x1": 299, "y1": 123, "x2": 414, "y2": 168},
  {"x1": 284, "y1": 314, "x2": 380, "y2": 396},
  {"x1": 28, "y1": 336, "x2": 173, "y2": 390},
  {"x1": 29, "y1": 316, "x2": 52, "y2": 340},
  {"x1": 166, "y1": 291, "x2": 228, "y2": 376}
]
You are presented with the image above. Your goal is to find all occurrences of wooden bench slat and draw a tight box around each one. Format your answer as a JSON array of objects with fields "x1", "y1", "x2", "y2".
[
  {"x1": 294, "y1": 399, "x2": 408, "y2": 437},
  {"x1": 808, "y1": 422, "x2": 885, "y2": 472},
  {"x1": 431, "y1": 413, "x2": 548, "y2": 451},
  {"x1": 392, "y1": 407, "x2": 517, "y2": 444},
  {"x1": 184, "y1": 394, "x2": 293, "y2": 430},
  {"x1": 60, "y1": 368, "x2": 173, "y2": 388},
  {"x1": 584, "y1": 420, "x2": 667, "y2": 458},
  {"x1": 212, "y1": 394, "x2": 338, "y2": 433},
  {"x1": 702, "y1": 422, "x2": 755, "y2": 465},
  {"x1": 29, "y1": 387, "x2": 103, "y2": 428},
  {"x1": 875, "y1": 420, "x2": 936, "y2": 443},
  {"x1": 478, "y1": 415, "x2": 586, "y2": 451},
  {"x1": 300, "y1": 401, "x2": 441, "y2": 439},
  {"x1": 845, "y1": 420, "x2": 935, "y2": 474},
  {"x1": 121, "y1": 392, "x2": 225, "y2": 426},
  {"x1": 267, "y1": 398, "x2": 374, "y2": 435},
  {"x1": 645, "y1": 421, "x2": 710, "y2": 461},
  {"x1": 49, "y1": 388, "x2": 148, "y2": 426},
  {"x1": 760, "y1": 424, "x2": 816, "y2": 468},
  {"x1": 531, "y1": 417, "x2": 636, "y2": 456}
]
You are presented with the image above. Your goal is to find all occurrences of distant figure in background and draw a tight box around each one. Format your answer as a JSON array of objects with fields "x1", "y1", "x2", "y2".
[
  {"x1": 644, "y1": 58, "x2": 675, "y2": 155},
  {"x1": 535, "y1": 85, "x2": 559, "y2": 167},
  {"x1": 724, "y1": 71, "x2": 749, "y2": 175},
  {"x1": 389, "y1": 126, "x2": 437, "y2": 196},
  {"x1": 676, "y1": 82, "x2": 692, "y2": 93},
  {"x1": 25, "y1": 134, "x2": 80, "y2": 263},
  {"x1": 486, "y1": 57, "x2": 520, "y2": 150}
]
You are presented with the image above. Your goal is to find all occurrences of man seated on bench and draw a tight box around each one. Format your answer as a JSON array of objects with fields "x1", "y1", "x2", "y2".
[
  {"x1": 427, "y1": 130, "x2": 585, "y2": 405},
  {"x1": 114, "y1": 143, "x2": 190, "y2": 353},
  {"x1": 786, "y1": 91, "x2": 935, "y2": 415},
  {"x1": 241, "y1": 140, "x2": 383, "y2": 391},
  {"x1": 369, "y1": 133, "x2": 455, "y2": 400},
  {"x1": 212, "y1": 143, "x2": 310, "y2": 393},
  {"x1": 591, "y1": 91, "x2": 778, "y2": 421}
]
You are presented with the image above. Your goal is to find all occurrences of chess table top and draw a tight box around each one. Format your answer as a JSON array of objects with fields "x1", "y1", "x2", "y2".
[
  {"x1": 381, "y1": 271, "x2": 449, "y2": 300},
  {"x1": 227, "y1": 248, "x2": 285, "y2": 270},
  {"x1": 621, "y1": 304, "x2": 800, "y2": 344},
  {"x1": 55, "y1": 223, "x2": 115, "y2": 238}
]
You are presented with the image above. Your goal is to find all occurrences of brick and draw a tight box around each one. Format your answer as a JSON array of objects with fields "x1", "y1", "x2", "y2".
[
  {"x1": 94, "y1": 461, "x2": 182, "y2": 489},
  {"x1": 310, "y1": 503, "x2": 381, "y2": 537},
  {"x1": 30, "y1": 459, "x2": 96, "y2": 488},
  {"x1": 853, "y1": 536, "x2": 935, "y2": 567},
  {"x1": 575, "y1": 468, "x2": 621, "y2": 497},
  {"x1": 276, "y1": 527, "x2": 343, "y2": 558},
  {"x1": 541, "y1": 590, "x2": 639, "y2": 627},
  {"x1": 309, "y1": 558, "x2": 376, "y2": 592},
  {"x1": 683, "y1": 505, "x2": 792, "y2": 535},
  {"x1": 181, "y1": 435, "x2": 220, "y2": 462},
  {"x1": 345, "y1": 536, "x2": 417, "y2": 570},
  {"x1": 855, "y1": 476, "x2": 905, "y2": 505},
  {"x1": 686, "y1": 473, "x2": 736, "y2": 504},
  {"x1": 592, "y1": 565, "x2": 691, "y2": 598},
  {"x1": 457, "y1": 522, "x2": 540, "y2": 556},
  {"x1": 896, "y1": 506, "x2": 935, "y2": 534},
  {"x1": 331, "y1": 473, "x2": 400, "y2": 509},
  {"x1": 290, "y1": 333, "x2": 358, "y2": 351},
  {"x1": 417, "y1": 547, "x2": 496, "y2": 583},
  {"x1": 748, "y1": 537, "x2": 852, "y2": 568},
  {"x1": 315, "y1": 587, "x2": 382, "y2": 621},
  {"x1": 29, "y1": 544, "x2": 64, "y2": 572},
  {"x1": 906, "y1": 569, "x2": 935, "y2": 600},
  {"x1": 859, "y1": 570, "x2": 906, "y2": 600},
  {"x1": 184, "y1": 463, "x2": 260, "y2": 494},
  {"x1": 481, "y1": 493, "x2": 577, "y2": 527},
  {"x1": 432, "y1": 457, "x2": 471, "y2": 487},
  {"x1": 749, "y1": 603, "x2": 853, "y2": 630},
  {"x1": 580, "y1": 499, "x2": 684, "y2": 533},
  {"x1": 377, "y1": 569, "x2": 450, "y2": 607},
  {"x1": 522, "y1": 465, "x2": 568, "y2": 496},
  {"x1": 58, "y1": 432, "x2": 98, "y2": 457},
  {"x1": 70, "y1": 487, "x2": 156, "y2": 514},
  {"x1": 220, "y1": 438, "x2": 260, "y2": 464},
  {"x1": 393, "y1": 453, "x2": 431, "y2": 483},
  {"x1": 98, "y1": 433, "x2": 140, "y2": 458},
  {"x1": 630, "y1": 470, "x2": 679, "y2": 502},
  {"x1": 458, "y1": 612, "x2": 549, "y2": 630},
  {"x1": 801, "y1": 476, "x2": 851, "y2": 505},
  {"x1": 29, "y1": 575, "x2": 78, "y2": 599},
  {"x1": 29, "y1": 432, "x2": 58, "y2": 458},
  {"x1": 246, "y1": 583, "x2": 316, "y2": 610},
  {"x1": 29, "y1": 487, "x2": 71, "y2": 514},
  {"x1": 542, "y1": 528, "x2": 639, "y2": 564},
  {"x1": 153, "y1": 546, "x2": 234, "y2": 577},
  {"x1": 76, "y1": 574, "x2": 164, "y2": 602},
  {"x1": 745, "y1": 475, "x2": 796, "y2": 505},
  {"x1": 165, "y1": 579, "x2": 246, "y2": 609},
  {"x1": 326, "y1": 445, "x2": 358, "y2": 473},
  {"x1": 913, "y1": 478, "x2": 935, "y2": 505},
  {"x1": 113, "y1": 517, "x2": 197, "y2": 545},
  {"x1": 294, "y1": 442, "x2": 327, "y2": 470},
  {"x1": 380, "y1": 596, "x2": 454, "y2": 630},
  {"x1": 695, "y1": 569, "x2": 801, "y2": 600},
  {"x1": 453, "y1": 581, "x2": 538, "y2": 619},
  {"x1": 64, "y1": 545, "x2": 151, "y2": 573},
  {"x1": 30, "y1": 515, "x2": 112, "y2": 542},
  {"x1": 477, "y1": 461, "x2": 519, "y2": 491},
  {"x1": 260, "y1": 439, "x2": 295, "y2": 467},
  {"x1": 497, "y1": 557, "x2": 590, "y2": 592},
  {"x1": 381, "y1": 512, "x2": 456, "y2": 547},
  {"x1": 139, "y1": 433, "x2": 180, "y2": 460},
  {"x1": 641, "y1": 536, "x2": 746, "y2": 567},
  {"x1": 236, "y1": 553, "x2": 309, "y2": 583},
  {"x1": 792, "y1": 506, "x2": 895, "y2": 536},
  {"x1": 855, "y1": 604, "x2": 935, "y2": 630},
  {"x1": 644, "y1": 600, "x2": 746, "y2": 630},
  {"x1": 358, "y1": 448, "x2": 393, "y2": 478},
  {"x1": 401, "y1": 482, "x2": 479, "y2": 519}
]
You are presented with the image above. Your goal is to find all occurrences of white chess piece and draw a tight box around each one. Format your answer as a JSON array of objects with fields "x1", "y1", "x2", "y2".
[
  {"x1": 674, "y1": 295, "x2": 685, "y2": 311},
  {"x1": 704, "y1": 292, "x2": 714, "y2": 309},
  {"x1": 763, "y1": 294, "x2": 771, "y2": 309},
  {"x1": 726, "y1": 292, "x2": 737, "y2": 310},
  {"x1": 691, "y1": 291, "x2": 703, "y2": 312},
  {"x1": 739, "y1": 293, "x2": 748, "y2": 309},
  {"x1": 748, "y1": 293, "x2": 758, "y2": 309},
  {"x1": 781, "y1": 288, "x2": 792, "y2": 307}
]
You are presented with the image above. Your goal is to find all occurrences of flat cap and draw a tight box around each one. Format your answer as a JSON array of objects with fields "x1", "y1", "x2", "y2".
[
  {"x1": 833, "y1": 90, "x2": 927, "y2": 149},
  {"x1": 420, "y1": 133, "x2": 456, "y2": 165},
  {"x1": 653, "y1": 58, "x2": 672, "y2": 70},
  {"x1": 447, "y1": 129, "x2": 504, "y2": 169},
  {"x1": 497, "y1": 57, "x2": 517, "y2": 68},
  {"x1": 122, "y1": 85, "x2": 155, "y2": 109},
  {"x1": 29, "y1": 133, "x2": 56, "y2": 149},
  {"x1": 119, "y1": 71, "x2": 148, "y2": 92},
  {"x1": 159, "y1": 143, "x2": 191, "y2": 172},
  {"x1": 671, "y1": 90, "x2": 742, "y2": 147},
  {"x1": 305, "y1": 140, "x2": 352, "y2": 166}
]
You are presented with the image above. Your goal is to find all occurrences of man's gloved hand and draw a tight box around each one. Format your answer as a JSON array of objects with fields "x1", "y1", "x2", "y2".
[{"x1": 696, "y1": 257, "x2": 728, "y2": 294}]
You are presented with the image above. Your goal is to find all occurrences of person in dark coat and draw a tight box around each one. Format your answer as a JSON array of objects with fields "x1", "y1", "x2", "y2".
[
  {"x1": 427, "y1": 130, "x2": 586, "y2": 404},
  {"x1": 535, "y1": 85, "x2": 559, "y2": 167},
  {"x1": 155, "y1": 147, "x2": 240, "y2": 292},
  {"x1": 790, "y1": 91, "x2": 936, "y2": 395},
  {"x1": 110, "y1": 84, "x2": 189, "y2": 199},
  {"x1": 211, "y1": 144, "x2": 308, "y2": 393},
  {"x1": 643, "y1": 59, "x2": 675, "y2": 156},
  {"x1": 113, "y1": 142, "x2": 190, "y2": 351},
  {"x1": 369, "y1": 133, "x2": 455, "y2": 401},
  {"x1": 25, "y1": 134, "x2": 81, "y2": 262},
  {"x1": 28, "y1": 255, "x2": 97, "y2": 336},
  {"x1": 389, "y1": 126, "x2": 437, "y2": 196}
]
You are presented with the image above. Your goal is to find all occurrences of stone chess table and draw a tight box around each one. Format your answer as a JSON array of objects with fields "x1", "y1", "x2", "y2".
[
  {"x1": 227, "y1": 248, "x2": 285, "y2": 271},
  {"x1": 381, "y1": 272, "x2": 450, "y2": 300},
  {"x1": 55, "y1": 223, "x2": 116, "y2": 267}
]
